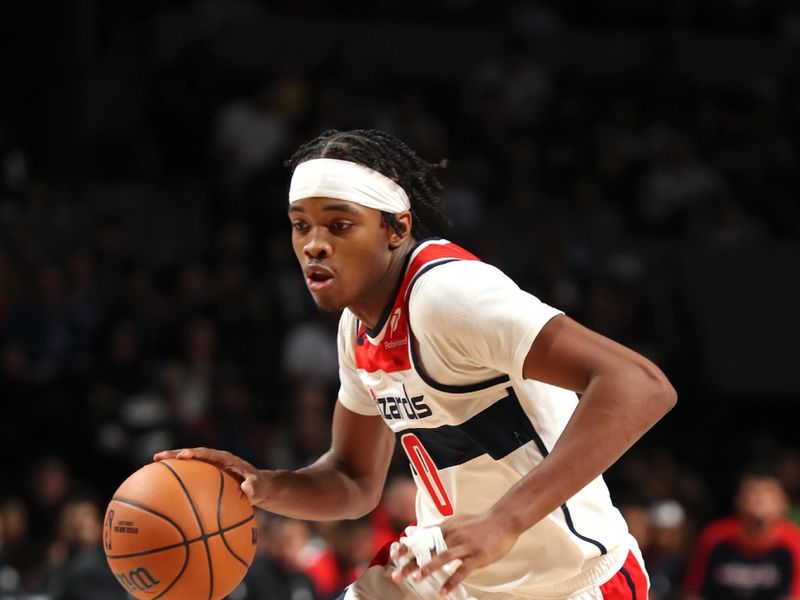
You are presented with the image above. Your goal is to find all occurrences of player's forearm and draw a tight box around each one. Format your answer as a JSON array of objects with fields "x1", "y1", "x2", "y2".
[
  {"x1": 252, "y1": 453, "x2": 379, "y2": 520},
  {"x1": 492, "y1": 363, "x2": 676, "y2": 536}
]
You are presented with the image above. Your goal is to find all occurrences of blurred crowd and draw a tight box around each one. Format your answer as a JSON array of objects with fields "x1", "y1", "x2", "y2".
[{"x1": 2, "y1": 1, "x2": 800, "y2": 599}]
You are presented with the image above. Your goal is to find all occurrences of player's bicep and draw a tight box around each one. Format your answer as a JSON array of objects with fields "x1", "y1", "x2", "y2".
[
  {"x1": 329, "y1": 401, "x2": 395, "y2": 500},
  {"x1": 522, "y1": 314, "x2": 656, "y2": 393}
]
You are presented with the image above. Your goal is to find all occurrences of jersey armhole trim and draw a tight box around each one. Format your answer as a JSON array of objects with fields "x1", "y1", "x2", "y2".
[{"x1": 405, "y1": 259, "x2": 512, "y2": 394}]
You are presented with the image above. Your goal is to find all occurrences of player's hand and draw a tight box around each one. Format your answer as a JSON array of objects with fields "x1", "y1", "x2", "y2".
[
  {"x1": 153, "y1": 447, "x2": 272, "y2": 505},
  {"x1": 390, "y1": 512, "x2": 519, "y2": 595}
]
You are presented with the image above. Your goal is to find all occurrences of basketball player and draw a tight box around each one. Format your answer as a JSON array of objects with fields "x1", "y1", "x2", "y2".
[{"x1": 156, "y1": 129, "x2": 677, "y2": 599}]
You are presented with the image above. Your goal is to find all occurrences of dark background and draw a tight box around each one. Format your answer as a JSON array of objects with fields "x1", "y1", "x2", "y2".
[{"x1": 1, "y1": 1, "x2": 799, "y2": 599}]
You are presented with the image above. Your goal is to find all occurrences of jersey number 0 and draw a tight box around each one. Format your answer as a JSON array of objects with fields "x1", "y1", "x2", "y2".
[{"x1": 401, "y1": 433, "x2": 454, "y2": 516}]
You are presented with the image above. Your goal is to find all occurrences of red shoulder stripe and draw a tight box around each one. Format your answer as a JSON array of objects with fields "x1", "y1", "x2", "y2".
[{"x1": 354, "y1": 240, "x2": 479, "y2": 374}]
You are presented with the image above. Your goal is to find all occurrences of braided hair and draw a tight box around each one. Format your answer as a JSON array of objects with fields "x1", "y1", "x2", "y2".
[{"x1": 285, "y1": 129, "x2": 450, "y2": 239}]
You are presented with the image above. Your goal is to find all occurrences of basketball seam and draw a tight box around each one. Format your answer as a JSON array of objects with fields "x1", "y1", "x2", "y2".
[
  {"x1": 105, "y1": 507, "x2": 255, "y2": 559},
  {"x1": 105, "y1": 496, "x2": 190, "y2": 600},
  {"x1": 159, "y1": 461, "x2": 215, "y2": 600},
  {"x1": 216, "y1": 470, "x2": 251, "y2": 569}
]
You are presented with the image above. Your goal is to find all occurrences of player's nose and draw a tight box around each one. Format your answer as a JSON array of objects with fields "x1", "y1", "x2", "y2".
[{"x1": 304, "y1": 228, "x2": 332, "y2": 258}]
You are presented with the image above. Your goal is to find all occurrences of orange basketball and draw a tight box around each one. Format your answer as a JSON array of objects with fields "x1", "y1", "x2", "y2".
[{"x1": 103, "y1": 459, "x2": 256, "y2": 599}]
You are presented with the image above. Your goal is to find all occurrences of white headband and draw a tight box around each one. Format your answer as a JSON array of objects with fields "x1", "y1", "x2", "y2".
[{"x1": 289, "y1": 158, "x2": 410, "y2": 213}]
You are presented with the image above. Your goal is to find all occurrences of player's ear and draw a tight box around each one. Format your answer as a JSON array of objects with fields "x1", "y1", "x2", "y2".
[{"x1": 387, "y1": 211, "x2": 412, "y2": 250}]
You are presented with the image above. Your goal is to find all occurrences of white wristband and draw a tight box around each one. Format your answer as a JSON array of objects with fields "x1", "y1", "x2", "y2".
[{"x1": 399, "y1": 525, "x2": 448, "y2": 567}]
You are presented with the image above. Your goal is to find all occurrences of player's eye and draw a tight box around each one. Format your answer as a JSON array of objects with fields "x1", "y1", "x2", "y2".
[
  {"x1": 329, "y1": 221, "x2": 353, "y2": 232},
  {"x1": 291, "y1": 221, "x2": 309, "y2": 232}
]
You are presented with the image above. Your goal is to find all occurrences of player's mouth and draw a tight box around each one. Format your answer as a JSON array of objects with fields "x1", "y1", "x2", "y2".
[{"x1": 305, "y1": 265, "x2": 335, "y2": 292}]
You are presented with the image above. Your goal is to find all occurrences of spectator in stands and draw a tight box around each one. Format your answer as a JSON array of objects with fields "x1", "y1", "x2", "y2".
[
  {"x1": 305, "y1": 519, "x2": 375, "y2": 600},
  {"x1": 618, "y1": 497, "x2": 652, "y2": 555},
  {"x1": 646, "y1": 499, "x2": 689, "y2": 600},
  {"x1": 683, "y1": 464, "x2": 800, "y2": 600},
  {"x1": 0, "y1": 496, "x2": 37, "y2": 595},
  {"x1": 213, "y1": 79, "x2": 289, "y2": 203},
  {"x1": 370, "y1": 475, "x2": 418, "y2": 551},
  {"x1": 43, "y1": 496, "x2": 128, "y2": 600},
  {"x1": 465, "y1": 36, "x2": 554, "y2": 130},
  {"x1": 638, "y1": 129, "x2": 726, "y2": 234},
  {"x1": 239, "y1": 512, "x2": 319, "y2": 600},
  {"x1": 26, "y1": 456, "x2": 73, "y2": 545}
]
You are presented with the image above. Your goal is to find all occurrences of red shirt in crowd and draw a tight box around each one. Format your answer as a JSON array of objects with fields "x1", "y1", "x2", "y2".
[{"x1": 683, "y1": 516, "x2": 800, "y2": 600}]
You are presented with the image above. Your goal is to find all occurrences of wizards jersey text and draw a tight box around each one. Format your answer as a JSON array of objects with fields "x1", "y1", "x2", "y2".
[{"x1": 336, "y1": 239, "x2": 636, "y2": 597}]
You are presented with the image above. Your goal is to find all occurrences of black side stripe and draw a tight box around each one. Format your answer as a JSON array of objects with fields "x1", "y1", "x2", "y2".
[
  {"x1": 620, "y1": 566, "x2": 637, "y2": 599},
  {"x1": 398, "y1": 387, "x2": 534, "y2": 468},
  {"x1": 561, "y1": 504, "x2": 607, "y2": 555},
  {"x1": 406, "y1": 258, "x2": 511, "y2": 394},
  {"x1": 399, "y1": 386, "x2": 608, "y2": 556},
  {"x1": 522, "y1": 416, "x2": 608, "y2": 556}
]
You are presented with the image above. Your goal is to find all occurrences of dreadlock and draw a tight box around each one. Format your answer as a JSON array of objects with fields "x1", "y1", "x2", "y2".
[{"x1": 285, "y1": 129, "x2": 450, "y2": 239}]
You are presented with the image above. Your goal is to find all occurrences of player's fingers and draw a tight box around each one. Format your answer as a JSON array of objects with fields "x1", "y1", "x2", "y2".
[
  {"x1": 439, "y1": 560, "x2": 472, "y2": 594},
  {"x1": 165, "y1": 447, "x2": 255, "y2": 480},
  {"x1": 240, "y1": 474, "x2": 260, "y2": 502},
  {"x1": 153, "y1": 449, "x2": 189, "y2": 461},
  {"x1": 393, "y1": 546, "x2": 465, "y2": 583},
  {"x1": 412, "y1": 549, "x2": 458, "y2": 582},
  {"x1": 389, "y1": 543, "x2": 408, "y2": 561},
  {"x1": 391, "y1": 557, "x2": 420, "y2": 582},
  {"x1": 390, "y1": 543, "x2": 415, "y2": 582},
  {"x1": 155, "y1": 447, "x2": 201, "y2": 460}
]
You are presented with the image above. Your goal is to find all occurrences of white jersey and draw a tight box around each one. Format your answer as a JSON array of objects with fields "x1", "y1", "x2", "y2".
[{"x1": 337, "y1": 239, "x2": 632, "y2": 597}]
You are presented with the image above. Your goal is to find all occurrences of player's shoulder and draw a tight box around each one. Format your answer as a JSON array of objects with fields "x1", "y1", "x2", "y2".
[
  {"x1": 406, "y1": 259, "x2": 520, "y2": 334},
  {"x1": 410, "y1": 257, "x2": 515, "y2": 300}
]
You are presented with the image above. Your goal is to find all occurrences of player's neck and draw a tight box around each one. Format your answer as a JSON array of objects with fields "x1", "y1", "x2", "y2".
[{"x1": 350, "y1": 237, "x2": 416, "y2": 330}]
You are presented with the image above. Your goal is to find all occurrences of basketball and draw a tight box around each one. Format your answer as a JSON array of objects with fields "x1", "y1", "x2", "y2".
[{"x1": 103, "y1": 459, "x2": 257, "y2": 599}]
